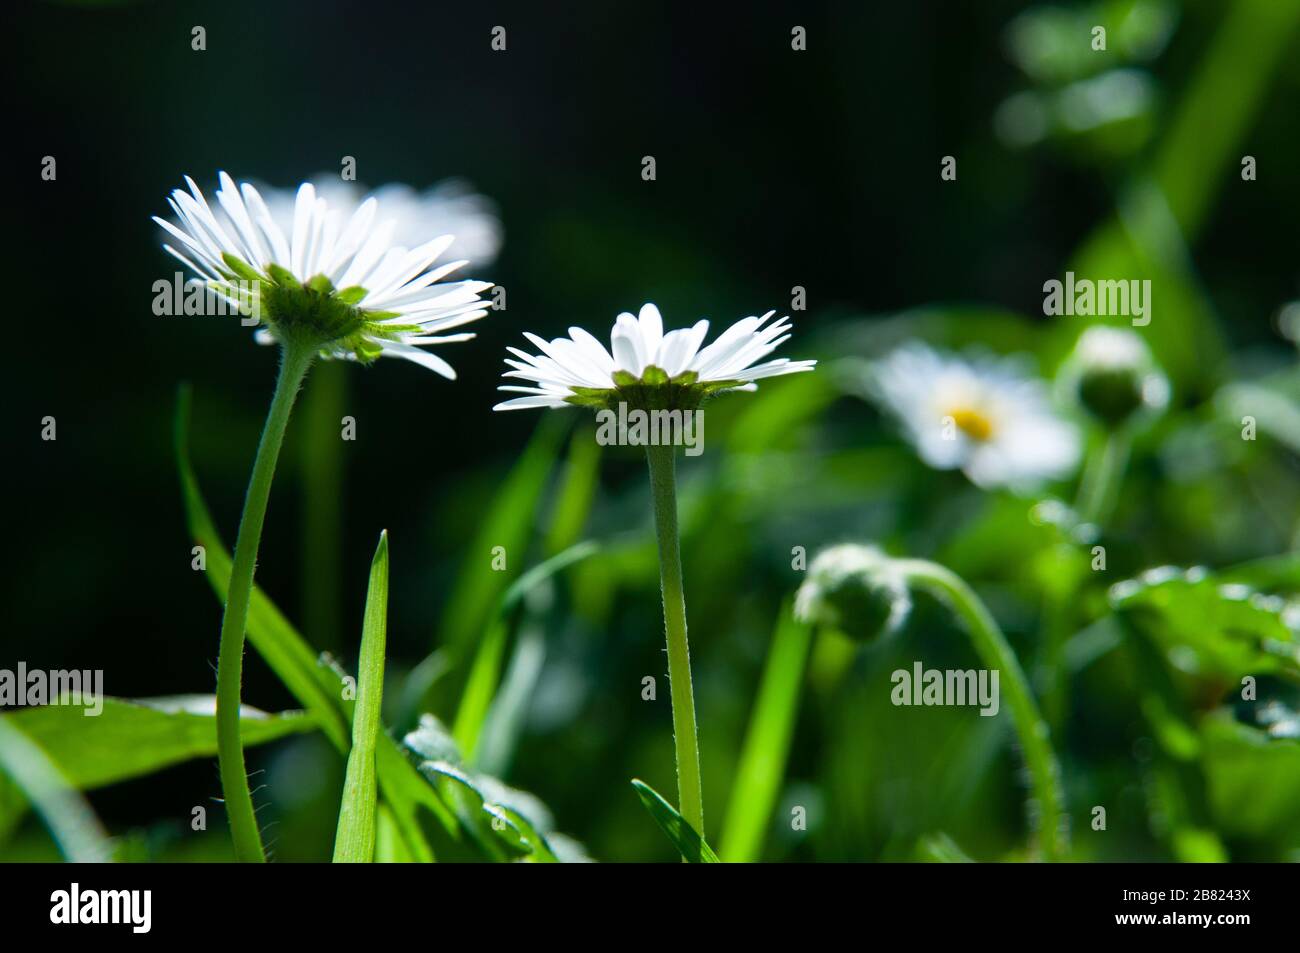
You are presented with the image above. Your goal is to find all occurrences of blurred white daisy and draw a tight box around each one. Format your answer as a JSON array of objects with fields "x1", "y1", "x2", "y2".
[
  {"x1": 154, "y1": 172, "x2": 492, "y2": 378},
  {"x1": 494, "y1": 303, "x2": 817, "y2": 411},
  {"x1": 871, "y1": 343, "x2": 1080, "y2": 490},
  {"x1": 261, "y1": 177, "x2": 502, "y2": 266}
]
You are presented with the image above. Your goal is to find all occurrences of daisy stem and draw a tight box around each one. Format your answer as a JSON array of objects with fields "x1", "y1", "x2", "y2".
[
  {"x1": 896, "y1": 559, "x2": 1066, "y2": 862},
  {"x1": 644, "y1": 442, "x2": 705, "y2": 842},
  {"x1": 216, "y1": 340, "x2": 316, "y2": 863}
]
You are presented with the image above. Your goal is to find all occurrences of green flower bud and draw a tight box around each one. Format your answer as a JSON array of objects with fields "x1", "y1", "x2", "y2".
[
  {"x1": 1064, "y1": 326, "x2": 1168, "y2": 429},
  {"x1": 794, "y1": 544, "x2": 911, "y2": 642}
]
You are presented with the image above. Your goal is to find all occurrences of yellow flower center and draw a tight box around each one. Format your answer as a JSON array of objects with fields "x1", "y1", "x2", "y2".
[{"x1": 948, "y1": 406, "x2": 995, "y2": 442}]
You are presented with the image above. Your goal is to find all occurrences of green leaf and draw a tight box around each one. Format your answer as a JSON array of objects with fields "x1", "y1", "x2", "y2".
[
  {"x1": 333, "y1": 531, "x2": 390, "y2": 863},
  {"x1": 405, "y1": 715, "x2": 581, "y2": 862},
  {"x1": 1201, "y1": 709, "x2": 1300, "y2": 840},
  {"x1": 1, "y1": 696, "x2": 313, "y2": 794},
  {"x1": 1110, "y1": 566, "x2": 1300, "y2": 682},
  {"x1": 631, "y1": 778, "x2": 720, "y2": 862},
  {"x1": 420, "y1": 761, "x2": 537, "y2": 858},
  {"x1": 719, "y1": 599, "x2": 812, "y2": 863},
  {"x1": 0, "y1": 718, "x2": 113, "y2": 863}
]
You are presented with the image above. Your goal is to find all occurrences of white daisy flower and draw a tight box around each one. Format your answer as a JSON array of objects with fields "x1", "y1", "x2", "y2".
[
  {"x1": 493, "y1": 302, "x2": 817, "y2": 411},
  {"x1": 154, "y1": 172, "x2": 493, "y2": 378},
  {"x1": 261, "y1": 177, "x2": 503, "y2": 266},
  {"x1": 871, "y1": 343, "x2": 1080, "y2": 490}
]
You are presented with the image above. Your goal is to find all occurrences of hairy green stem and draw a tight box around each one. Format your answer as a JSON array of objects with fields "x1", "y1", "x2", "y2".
[
  {"x1": 216, "y1": 341, "x2": 315, "y2": 862},
  {"x1": 645, "y1": 443, "x2": 705, "y2": 841},
  {"x1": 897, "y1": 559, "x2": 1067, "y2": 861}
]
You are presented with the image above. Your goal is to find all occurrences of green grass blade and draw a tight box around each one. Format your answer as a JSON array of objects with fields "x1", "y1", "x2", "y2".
[
  {"x1": 916, "y1": 832, "x2": 975, "y2": 863},
  {"x1": 544, "y1": 426, "x2": 601, "y2": 556},
  {"x1": 334, "y1": 531, "x2": 390, "y2": 863},
  {"x1": 719, "y1": 599, "x2": 813, "y2": 862},
  {"x1": 631, "y1": 778, "x2": 720, "y2": 863},
  {"x1": 437, "y1": 415, "x2": 566, "y2": 657},
  {"x1": 452, "y1": 540, "x2": 599, "y2": 759},
  {"x1": 0, "y1": 718, "x2": 113, "y2": 863}
]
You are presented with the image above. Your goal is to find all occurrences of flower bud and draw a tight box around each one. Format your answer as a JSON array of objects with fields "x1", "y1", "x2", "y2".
[
  {"x1": 794, "y1": 544, "x2": 911, "y2": 642},
  {"x1": 1064, "y1": 326, "x2": 1168, "y2": 429}
]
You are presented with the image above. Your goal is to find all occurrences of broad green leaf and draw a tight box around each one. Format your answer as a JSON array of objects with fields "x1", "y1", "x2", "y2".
[
  {"x1": 1201, "y1": 709, "x2": 1300, "y2": 840},
  {"x1": 631, "y1": 778, "x2": 720, "y2": 863},
  {"x1": 1217, "y1": 551, "x2": 1300, "y2": 593},
  {"x1": 420, "y1": 761, "x2": 535, "y2": 859},
  {"x1": 1110, "y1": 566, "x2": 1300, "y2": 682},
  {"x1": 2, "y1": 696, "x2": 313, "y2": 793},
  {"x1": 333, "y1": 532, "x2": 389, "y2": 863},
  {"x1": 175, "y1": 387, "x2": 457, "y2": 860},
  {"x1": 0, "y1": 718, "x2": 112, "y2": 863},
  {"x1": 720, "y1": 600, "x2": 812, "y2": 863},
  {"x1": 405, "y1": 715, "x2": 578, "y2": 862}
]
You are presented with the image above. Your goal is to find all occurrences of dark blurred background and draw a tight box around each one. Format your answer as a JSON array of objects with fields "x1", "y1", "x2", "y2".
[{"x1": 7, "y1": 0, "x2": 1300, "y2": 861}]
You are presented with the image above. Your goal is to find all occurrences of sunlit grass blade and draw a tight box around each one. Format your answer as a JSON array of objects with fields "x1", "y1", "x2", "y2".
[
  {"x1": 0, "y1": 718, "x2": 113, "y2": 863},
  {"x1": 544, "y1": 426, "x2": 601, "y2": 556},
  {"x1": 916, "y1": 832, "x2": 974, "y2": 863},
  {"x1": 719, "y1": 599, "x2": 812, "y2": 863},
  {"x1": 334, "y1": 531, "x2": 390, "y2": 863},
  {"x1": 437, "y1": 415, "x2": 566, "y2": 658},
  {"x1": 452, "y1": 540, "x2": 599, "y2": 758},
  {"x1": 631, "y1": 778, "x2": 719, "y2": 863}
]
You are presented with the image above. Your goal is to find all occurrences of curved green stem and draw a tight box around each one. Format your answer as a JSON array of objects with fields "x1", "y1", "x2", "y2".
[
  {"x1": 216, "y1": 341, "x2": 315, "y2": 862},
  {"x1": 896, "y1": 559, "x2": 1067, "y2": 861},
  {"x1": 644, "y1": 443, "x2": 704, "y2": 841}
]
